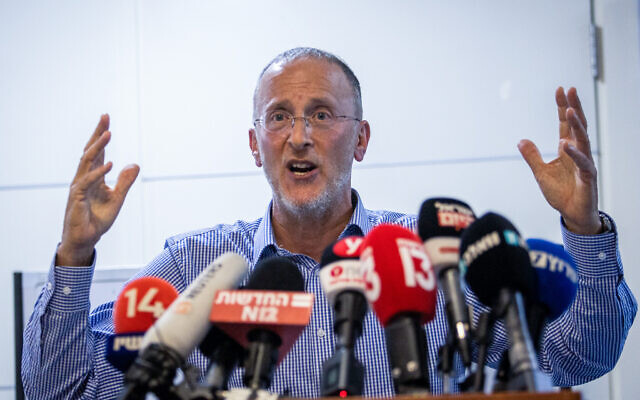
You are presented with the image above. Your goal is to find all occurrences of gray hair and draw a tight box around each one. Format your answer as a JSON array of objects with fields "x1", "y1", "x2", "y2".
[{"x1": 252, "y1": 47, "x2": 363, "y2": 119}]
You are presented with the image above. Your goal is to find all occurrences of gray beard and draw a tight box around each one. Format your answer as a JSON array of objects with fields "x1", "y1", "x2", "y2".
[{"x1": 268, "y1": 173, "x2": 351, "y2": 222}]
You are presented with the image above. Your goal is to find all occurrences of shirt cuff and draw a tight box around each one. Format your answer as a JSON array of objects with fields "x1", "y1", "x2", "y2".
[
  {"x1": 47, "y1": 249, "x2": 96, "y2": 312},
  {"x1": 561, "y1": 212, "x2": 622, "y2": 279}
]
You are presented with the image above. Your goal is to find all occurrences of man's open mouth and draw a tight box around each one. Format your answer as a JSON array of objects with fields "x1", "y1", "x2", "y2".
[{"x1": 288, "y1": 161, "x2": 317, "y2": 176}]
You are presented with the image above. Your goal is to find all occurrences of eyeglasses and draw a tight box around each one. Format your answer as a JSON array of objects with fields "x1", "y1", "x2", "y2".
[{"x1": 254, "y1": 110, "x2": 361, "y2": 133}]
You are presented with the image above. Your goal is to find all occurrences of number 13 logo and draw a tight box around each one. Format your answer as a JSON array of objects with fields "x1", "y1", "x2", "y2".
[
  {"x1": 360, "y1": 247, "x2": 381, "y2": 302},
  {"x1": 396, "y1": 238, "x2": 436, "y2": 292}
]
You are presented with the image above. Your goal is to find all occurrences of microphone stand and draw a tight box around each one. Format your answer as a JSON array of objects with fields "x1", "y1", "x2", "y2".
[
  {"x1": 494, "y1": 289, "x2": 539, "y2": 392},
  {"x1": 459, "y1": 311, "x2": 494, "y2": 393},
  {"x1": 437, "y1": 336, "x2": 455, "y2": 393}
]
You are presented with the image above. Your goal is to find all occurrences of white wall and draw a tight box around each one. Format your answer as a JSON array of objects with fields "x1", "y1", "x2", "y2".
[
  {"x1": 1, "y1": 0, "x2": 635, "y2": 399},
  {"x1": 593, "y1": 1, "x2": 640, "y2": 400}
]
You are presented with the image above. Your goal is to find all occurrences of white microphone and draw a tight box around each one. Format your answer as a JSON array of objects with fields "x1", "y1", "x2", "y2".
[
  {"x1": 140, "y1": 252, "x2": 249, "y2": 356},
  {"x1": 120, "y1": 252, "x2": 248, "y2": 400}
]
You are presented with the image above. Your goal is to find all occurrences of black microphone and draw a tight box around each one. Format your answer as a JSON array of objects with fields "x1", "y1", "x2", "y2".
[
  {"x1": 460, "y1": 212, "x2": 540, "y2": 392},
  {"x1": 418, "y1": 197, "x2": 475, "y2": 370},
  {"x1": 493, "y1": 238, "x2": 579, "y2": 391},
  {"x1": 199, "y1": 326, "x2": 245, "y2": 392},
  {"x1": 319, "y1": 236, "x2": 367, "y2": 396},
  {"x1": 242, "y1": 256, "x2": 305, "y2": 391}
]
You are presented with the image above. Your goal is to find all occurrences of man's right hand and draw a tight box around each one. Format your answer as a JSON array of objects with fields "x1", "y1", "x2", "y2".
[{"x1": 56, "y1": 114, "x2": 140, "y2": 266}]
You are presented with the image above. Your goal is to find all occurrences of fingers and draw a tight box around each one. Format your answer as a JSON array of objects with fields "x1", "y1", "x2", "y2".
[
  {"x1": 84, "y1": 114, "x2": 110, "y2": 152},
  {"x1": 77, "y1": 161, "x2": 113, "y2": 190},
  {"x1": 555, "y1": 87, "x2": 568, "y2": 121},
  {"x1": 76, "y1": 130, "x2": 112, "y2": 179},
  {"x1": 518, "y1": 139, "x2": 544, "y2": 176},
  {"x1": 560, "y1": 140, "x2": 596, "y2": 177},
  {"x1": 566, "y1": 107, "x2": 592, "y2": 158},
  {"x1": 567, "y1": 87, "x2": 588, "y2": 128},
  {"x1": 555, "y1": 87, "x2": 571, "y2": 140},
  {"x1": 113, "y1": 164, "x2": 140, "y2": 200}
]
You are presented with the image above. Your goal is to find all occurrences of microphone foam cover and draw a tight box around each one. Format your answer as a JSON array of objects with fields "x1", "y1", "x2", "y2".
[
  {"x1": 246, "y1": 256, "x2": 304, "y2": 291},
  {"x1": 199, "y1": 325, "x2": 241, "y2": 357},
  {"x1": 319, "y1": 236, "x2": 366, "y2": 306},
  {"x1": 360, "y1": 224, "x2": 437, "y2": 326},
  {"x1": 526, "y1": 238, "x2": 578, "y2": 320},
  {"x1": 113, "y1": 276, "x2": 179, "y2": 334},
  {"x1": 320, "y1": 235, "x2": 364, "y2": 267},
  {"x1": 418, "y1": 198, "x2": 475, "y2": 269},
  {"x1": 418, "y1": 197, "x2": 476, "y2": 240},
  {"x1": 460, "y1": 212, "x2": 536, "y2": 306}
]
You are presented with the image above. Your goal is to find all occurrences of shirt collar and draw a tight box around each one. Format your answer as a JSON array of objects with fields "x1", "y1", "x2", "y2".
[{"x1": 252, "y1": 188, "x2": 372, "y2": 263}]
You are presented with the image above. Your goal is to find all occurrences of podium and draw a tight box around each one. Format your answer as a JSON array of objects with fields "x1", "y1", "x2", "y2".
[{"x1": 356, "y1": 393, "x2": 580, "y2": 400}]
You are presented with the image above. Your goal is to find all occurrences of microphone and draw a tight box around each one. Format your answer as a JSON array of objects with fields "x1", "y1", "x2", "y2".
[
  {"x1": 120, "y1": 252, "x2": 249, "y2": 400},
  {"x1": 526, "y1": 238, "x2": 578, "y2": 349},
  {"x1": 360, "y1": 224, "x2": 437, "y2": 394},
  {"x1": 494, "y1": 238, "x2": 579, "y2": 391},
  {"x1": 107, "y1": 276, "x2": 179, "y2": 372},
  {"x1": 319, "y1": 235, "x2": 367, "y2": 396},
  {"x1": 209, "y1": 256, "x2": 313, "y2": 391},
  {"x1": 460, "y1": 212, "x2": 540, "y2": 392},
  {"x1": 199, "y1": 326, "x2": 245, "y2": 392},
  {"x1": 418, "y1": 198, "x2": 475, "y2": 369}
]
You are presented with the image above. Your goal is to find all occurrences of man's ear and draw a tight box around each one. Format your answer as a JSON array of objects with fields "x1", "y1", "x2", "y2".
[
  {"x1": 354, "y1": 120, "x2": 371, "y2": 162},
  {"x1": 249, "y1": 129, "x2": 262, "y2": 167}
]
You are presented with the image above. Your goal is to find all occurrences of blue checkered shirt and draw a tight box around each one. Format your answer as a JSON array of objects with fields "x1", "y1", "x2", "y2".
[{"x1": 22, "y1": 190, "x2": 637, "y2": 399}]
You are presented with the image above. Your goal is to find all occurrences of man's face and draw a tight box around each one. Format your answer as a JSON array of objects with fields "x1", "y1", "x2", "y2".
[{"x1": 249, "y1": 58, "x2": 369, "y2": 217}]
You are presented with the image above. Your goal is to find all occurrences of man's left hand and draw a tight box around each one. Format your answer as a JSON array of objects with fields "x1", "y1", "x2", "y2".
[{"x1": 518, "y1": 86, "x2": 602, "y2": 235}]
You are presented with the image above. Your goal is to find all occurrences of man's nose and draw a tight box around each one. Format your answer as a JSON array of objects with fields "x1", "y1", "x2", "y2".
[{"x1": 288, "y1": 117, "x2": 312, "y2": 150}]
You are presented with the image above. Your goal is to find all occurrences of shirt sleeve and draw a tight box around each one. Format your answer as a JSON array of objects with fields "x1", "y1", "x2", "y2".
[
  {"x1": 21, "y1": 244, "x2": 185, "y2": 399},
  {"x1": 536, "y1": 213, "x2": 637, "y2": 386}
]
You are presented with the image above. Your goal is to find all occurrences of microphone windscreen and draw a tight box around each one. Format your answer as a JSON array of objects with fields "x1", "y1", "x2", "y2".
[
  {"x1": 113, "y1": 276, "x2": 179, "y2": 334},
  {"x1": 319, "y1": 236, "x2": 366, "y2": 306},
  {"x1": 108, "y1": 276, "x2": 179, "y2": 371},
  {"x1": 526, "y1": 238, "x2": 578, "y2": 320},
  {"x1": 199, "y1": 324, "x2": 241, "y2": 358},
  {"x1": 460, "y1": 212, "x2": 536, "y2": 306},
  {"x1": 418, "y1": 198, "x2": 475, "y2": 269},
  {"x1": 360, "y1": 224, "x2": 437, "y2": 326},
  {"x1": 320, "y1": 235, "x2": 364, "y2": 266},
  {"x1": 140, "y1": 252, "x2": 248, "y2": 358},
  {"x1": 418, "y1": 197, "x2": 476, "y2": 240},
  {"x1": 246, "y1": 256, "x2": 304, "y2": 291},
  {"x1": 211, "y1": 256, "x2": 311, "y2": 365}
]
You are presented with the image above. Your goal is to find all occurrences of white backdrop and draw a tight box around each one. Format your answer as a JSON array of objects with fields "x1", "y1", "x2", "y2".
[{"x1": 1, "y1": 1, "x2": 638, "y2": 399}]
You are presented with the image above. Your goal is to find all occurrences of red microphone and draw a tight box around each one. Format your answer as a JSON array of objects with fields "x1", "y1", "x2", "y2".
[
  {"x1": 107, "y1": 276, "x2": 179, "y2": 371},
  {"x1": 209, "y1": 256, "x2": 312, "y2": 391},
  {"x1": 360, "y1": 224, "x2": 437, "y2": 394}
]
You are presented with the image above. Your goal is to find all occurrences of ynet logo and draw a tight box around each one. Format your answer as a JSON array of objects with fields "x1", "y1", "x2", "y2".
[{"x1": 332, "y1": 237, "x2": 364, "y2": 258}]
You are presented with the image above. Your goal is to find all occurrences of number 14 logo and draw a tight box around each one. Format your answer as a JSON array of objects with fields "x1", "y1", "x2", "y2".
[{"x1": 123, "y1": 287, "x2": 166, "y2": 319}]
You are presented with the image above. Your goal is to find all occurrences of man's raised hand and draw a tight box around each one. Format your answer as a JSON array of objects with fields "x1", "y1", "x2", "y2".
[
  {"x1": 518, "y1": 87, "x2": 601, "y2": 235},
  {"x1": 56, "y1": 114, "x2": 140, "y2": 266}
]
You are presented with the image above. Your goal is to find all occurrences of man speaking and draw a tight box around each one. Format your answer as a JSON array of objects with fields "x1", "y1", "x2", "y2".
[{"x1": 22, "y1": 48, "x2": 636, "y2": 398}]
